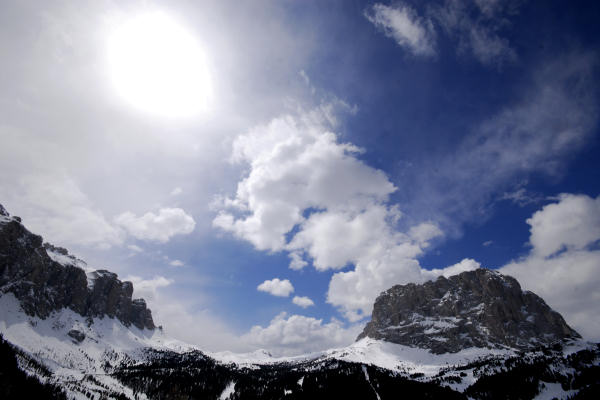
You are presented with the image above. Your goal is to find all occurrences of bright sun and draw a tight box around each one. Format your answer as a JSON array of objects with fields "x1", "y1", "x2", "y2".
[{"x1": 107, "y1": 11, "x2": 212, "y2": 118}]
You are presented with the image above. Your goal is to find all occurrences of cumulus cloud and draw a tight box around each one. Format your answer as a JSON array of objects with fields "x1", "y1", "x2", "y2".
[
  {"x1": 365, "y1": 3, "x2": 436, "y2": 56},
  {"x1": 500, "y1": 194, "x2": 600, "y2": 341},
  {"x1": 257, "y1": 278, "x2": 294, "y2": 297},
  {"x1": 213, "y1": 104, "x2": 396, "y2": 252},
  {"x1": 214, "y1": 105, "x2": 471, "y2": 322},
  {"x1": 115, "y1": 208, "x2": 196, "y2": 243},
  {"x1": 526, "y1": 194, "x2": 600, "y2": 258},
  {"x1": 292, "y1": 296, "x2": 315, "y2": 308},
  {"x1": 241, "y1": 312, "x2": 362, "y2": 356}
]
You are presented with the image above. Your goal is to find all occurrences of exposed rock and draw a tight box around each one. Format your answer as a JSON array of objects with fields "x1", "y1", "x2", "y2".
[
  {"x1": 357, "y1": 268, "x2": 579, "y2": 353},
  {"x1": 67, "y1": 329, "x2": 85, "y2": 343},
  {"x1": 0, "y1": 203, "x2": 155, "y2": 330},
  {"x1": 43, "y1": 243, "x2": 69, "y2": 256}
]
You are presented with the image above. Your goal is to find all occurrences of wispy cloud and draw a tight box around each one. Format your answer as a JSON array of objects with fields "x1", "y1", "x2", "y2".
[
  {"x1": 365, "y1": 3, "x2": 436, "y2": 56},
  {"x1": 499, "y1": 187, "x2": 544, "y2": 207},
  {"x1": 366, "y1": 0, "x2": 521, "y2": 67},
  {"x1": 431, "y1": 0, "x2": 519, "y2": 66},
  {"x1": 399, "y1": 51, "x2": 598, "y2": 231},
  {"x1": 127, "y1": 244, "x2": 143, "y2": 253},
  {"x1": 169, "y1": 259, "x2": 185, "y2": 267}
]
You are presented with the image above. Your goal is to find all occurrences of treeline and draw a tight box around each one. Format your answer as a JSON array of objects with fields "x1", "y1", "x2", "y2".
[{"x1": 0, "y1": 334, "x2": 67, "y2": 400}]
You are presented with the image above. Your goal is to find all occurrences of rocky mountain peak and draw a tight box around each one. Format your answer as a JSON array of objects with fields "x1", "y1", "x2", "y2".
[
  {"x1": 357, "y1": 268, "x2": 579, "y2": 354},
  {"x1": 0, "y1": 204, "x2": 154, "y2": 330}
]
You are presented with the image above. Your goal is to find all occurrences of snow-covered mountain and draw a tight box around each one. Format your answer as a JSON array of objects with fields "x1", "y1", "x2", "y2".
[
  {"x1": 0, "y1": 204, "x2": 154, "y2": 331},
  {"x1": 1, "y1": 203, "x2": 599, "y2": 399},
  {"x1": 358, "y1": 268, "x2": 579, "y2": 353}
]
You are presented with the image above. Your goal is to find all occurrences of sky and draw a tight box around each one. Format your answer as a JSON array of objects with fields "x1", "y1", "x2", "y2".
[{"x1": 1, "y1": 0, "x2": 599, "y2": 355}]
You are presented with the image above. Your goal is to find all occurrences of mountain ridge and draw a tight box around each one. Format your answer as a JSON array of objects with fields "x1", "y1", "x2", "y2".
[{"x1": 0, "y1": 204, "x2": 154, "y2": 330}]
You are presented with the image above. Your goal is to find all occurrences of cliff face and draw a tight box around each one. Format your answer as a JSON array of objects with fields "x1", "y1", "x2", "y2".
[
  {"x1": 0, "y1": 204, "x2": 154, "y2": 330},
  {"x1": 357, "y1": 268, "x2": 579, "y2": 353}
]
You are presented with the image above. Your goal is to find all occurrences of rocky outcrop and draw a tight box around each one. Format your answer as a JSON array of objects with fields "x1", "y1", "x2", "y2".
[
  {"x1": 357, "y1": 268, "x2": 579, "y2": 353},
  {"x1": 67, "y1": 329, "x2": 86, "y2": 343},
  {"x1": 0, "y1": 204, "x2": 154, "y2": 330}
]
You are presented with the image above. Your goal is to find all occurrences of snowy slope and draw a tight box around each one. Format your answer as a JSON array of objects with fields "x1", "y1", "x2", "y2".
[
  {"x1": 212, "y1": 337, "x2": 514, "y2": 374},
  {"x1": 0, "y1": 292, "x2": 194, "y2": 399}
]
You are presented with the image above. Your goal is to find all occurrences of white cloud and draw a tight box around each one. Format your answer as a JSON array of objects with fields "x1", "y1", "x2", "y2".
[
  {"x1": 288, "y1": 251, "x2": 308, "y2": 270},
  {"x1": 115, "y1": 208, "x2": 196, "y2": 243},
  {"x1": 500, "y1": 194, "x2": 600, "y2": 341},
  {"x1": 365, "y1": 1, "x2": 521, "y2": 66},
  {"x1": 292, "y1": 296, "x2": 315, "y2": 308},
  {"x1": 213, "y1": 104, "x2": 396, "y2": 252},
  {"x1": 0, "y1": 173, "x2": 124, "y2": 249},
  {"x1": 257, "y1": 278, "x2": 294, "y2": 297},
  {"x1": 499, "y1": 187, "x2": 542, "y2": 207},
  {"x1": 365, "y1": 3, "x2": 436, "y2": 56},
  {"x1": 526, "y1": 194, "x2": 600, "y2": 258},
  {"x1": 127, "y1": 244, "x2": 143, "y2": 253},
  {"x1": 170, "y1": 187, "x2": 183, "y2": 196},
  {"x1": 409, "y1": 222, "x2": 444, "y2": 246},
  {"x1": 241, "y1": 312, "x2": 362, "y2": 356},
  {"x1": 124, "y1": 275, "x2": 174, "y2": 302},
  {"x1": 288, "y1": 205, "x2": 407, "y2": 271},
  {"x1": 423, "y1": 258, "x2": 480, "y2": 280},
  {"x1": 169, "y1": 259, "x2": 185, "y2": 267},
  {"x1": 431, "y1": 0, "x2": 517, "y2": 66}
]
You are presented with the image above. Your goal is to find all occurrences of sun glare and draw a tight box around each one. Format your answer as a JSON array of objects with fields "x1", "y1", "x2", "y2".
[{"x1": 107, "y1": 11, "x2": 212, "y2": 118}]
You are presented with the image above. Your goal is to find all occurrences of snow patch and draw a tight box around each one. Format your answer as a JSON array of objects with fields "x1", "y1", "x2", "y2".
[
  {"x1": 325, "y1": 338, "x2": 516, "y2": 379},
  {"x1": 219, "y1": 381, "x2": 236, "y2": 400},
  {"x1": 362, "y1": 365, "x2": 381, "y2": 400},
  {"x1": 534, "y1": 381, "x2": 576, "y2": 400}
]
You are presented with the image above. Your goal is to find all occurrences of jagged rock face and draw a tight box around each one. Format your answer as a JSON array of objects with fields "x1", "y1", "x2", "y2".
[
  {"x1": 357, "y1": 269, "x2": 579, "y2": 354},
  {"x1": 0, "y1": 204, "x2": 154, "y2": 330}
]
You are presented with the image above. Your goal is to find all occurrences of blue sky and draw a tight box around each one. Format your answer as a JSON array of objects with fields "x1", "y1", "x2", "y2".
[{"x1": 1, "y1": 0, "x2": 599, "y2": 355}]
